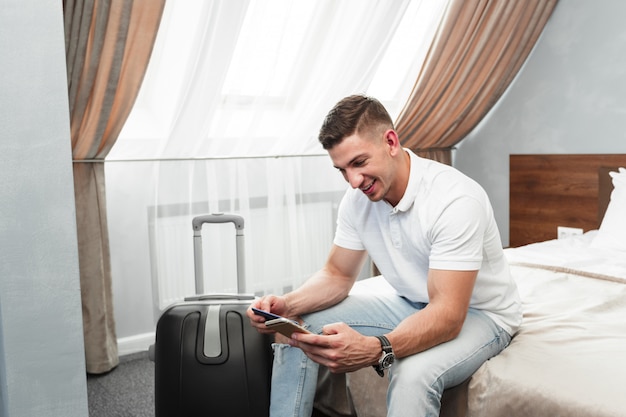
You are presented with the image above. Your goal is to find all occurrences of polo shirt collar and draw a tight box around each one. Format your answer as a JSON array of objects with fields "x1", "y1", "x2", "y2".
[{"x1": 392, "y1": 149, "x2": 420, "y2": 213}]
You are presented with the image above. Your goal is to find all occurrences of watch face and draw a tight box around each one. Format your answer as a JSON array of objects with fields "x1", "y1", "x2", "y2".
[{"x1": 381, "y1": 352, "x2": 395, "y2": 368}]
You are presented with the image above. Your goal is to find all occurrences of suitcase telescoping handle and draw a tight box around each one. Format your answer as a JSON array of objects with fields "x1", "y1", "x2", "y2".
[{"x1": 192, "y1": 213, "x2": 246, "y2": 295}]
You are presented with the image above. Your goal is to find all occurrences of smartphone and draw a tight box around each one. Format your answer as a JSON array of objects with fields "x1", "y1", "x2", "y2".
[
  {"x1": 265, "y1": 317, "x2": 312, "y2": 337},
  {"x1": 251, "y1": 307, "x2": 282, "y2": 321}
]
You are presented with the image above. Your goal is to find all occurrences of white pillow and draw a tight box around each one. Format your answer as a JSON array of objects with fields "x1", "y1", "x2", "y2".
[{"x1": 592, "y1": 167, "x2": 626, "y2": 251}]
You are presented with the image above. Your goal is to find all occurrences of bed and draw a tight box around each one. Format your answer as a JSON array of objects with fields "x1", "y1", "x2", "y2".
[{"x1": 313, "y1": 154, "x2": 626, "y2": 417}]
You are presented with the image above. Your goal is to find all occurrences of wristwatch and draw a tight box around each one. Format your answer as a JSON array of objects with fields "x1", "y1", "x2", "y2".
[{"x1": 373, "y1": 335, "x2": 395, "y2": 377}]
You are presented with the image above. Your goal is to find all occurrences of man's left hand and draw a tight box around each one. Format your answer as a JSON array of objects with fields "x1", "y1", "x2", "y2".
[{"x1": 288, "y1": 322, "x2": 381, "y2": 374}]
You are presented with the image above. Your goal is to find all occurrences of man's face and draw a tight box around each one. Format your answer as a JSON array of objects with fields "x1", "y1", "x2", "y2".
[{"x1": 328, "y1": 130, "x2": 398, "y2": 204}]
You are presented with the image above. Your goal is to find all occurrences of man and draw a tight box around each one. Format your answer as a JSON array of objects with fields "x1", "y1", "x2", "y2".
[{"x1": 248, "y1": 95, "x2": 521, "y2": 416}]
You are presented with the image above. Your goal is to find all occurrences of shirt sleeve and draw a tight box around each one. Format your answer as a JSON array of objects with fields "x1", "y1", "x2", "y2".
[
  {"x1": 428, "y1": 195, "x2": 486, "y2": 271},
  {"x1": 333, "y1": 190, "x2": 366, "y2": 251}
]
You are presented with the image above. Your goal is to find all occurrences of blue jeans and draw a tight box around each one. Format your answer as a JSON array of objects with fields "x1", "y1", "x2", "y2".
[{"x1": 269, "y1": 290, "x2": 511, "y2": 417}]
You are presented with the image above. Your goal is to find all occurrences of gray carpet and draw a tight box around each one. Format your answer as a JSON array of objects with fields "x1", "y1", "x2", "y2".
[
  {"x1": 87, "y1": 351, "x2": 154, "y2": 417},
  {"x1": 86, "y1": 350, "x2": 332, "y2": 417}
]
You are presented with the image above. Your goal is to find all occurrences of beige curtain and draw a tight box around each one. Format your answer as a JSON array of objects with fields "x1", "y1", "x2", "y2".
[
  {"x1": 395, "y1": 0, "x2": 559, "y2": 164},
  {"x1": 64, "y1": 0, "x2": 165, "y2": 374}
]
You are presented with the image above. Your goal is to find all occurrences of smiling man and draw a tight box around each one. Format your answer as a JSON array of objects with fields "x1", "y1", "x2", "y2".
[{"x1": 248, "y1": 95, "x2": 521, "y2": 417}]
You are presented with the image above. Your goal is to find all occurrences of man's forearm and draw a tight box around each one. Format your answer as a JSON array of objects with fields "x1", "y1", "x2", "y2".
[
  {"x1": 386, "y1": 269, "x2": 477, "y2": 358},
  {"x1": 283, "y1": 269, "x2": 353, "y2": 317},
  {"x1": 385, "y1": 304, "x2": 465, "y2": 359}
]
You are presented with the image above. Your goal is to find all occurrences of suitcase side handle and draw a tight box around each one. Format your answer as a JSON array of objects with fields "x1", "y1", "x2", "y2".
[{"x1": 193, "y1": 213, "x2": 246, "y2": 295}]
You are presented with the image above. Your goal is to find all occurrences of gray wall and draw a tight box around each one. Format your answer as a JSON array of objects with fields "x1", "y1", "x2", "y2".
[
  {"x1": 455, "y1": 0, "x2": 626, "y2": 246},
  {"x1": 0, "y1": 1, "x2": 88, "y2": 416}
]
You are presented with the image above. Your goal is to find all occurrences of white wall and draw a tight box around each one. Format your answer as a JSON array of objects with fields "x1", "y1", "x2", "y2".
[
  {"x1": 455, "y1": 0, "x2": 626, "y2": 246},
  {"x1": 0, "y1": 1, "x2": 88, "y2": 416}
]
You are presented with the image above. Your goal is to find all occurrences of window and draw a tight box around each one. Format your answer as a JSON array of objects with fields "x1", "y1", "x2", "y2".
[{"x1": 111, "y1": 0, "x2": 447, "y2": 160}]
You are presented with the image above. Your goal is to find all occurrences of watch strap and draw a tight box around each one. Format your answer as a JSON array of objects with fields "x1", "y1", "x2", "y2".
[
  {"x1": 373, "y1": 335, "x2": 393, "y2": 377},
  {"x1": 376, "y1": 335, "x2": 392, "y2": 353}
]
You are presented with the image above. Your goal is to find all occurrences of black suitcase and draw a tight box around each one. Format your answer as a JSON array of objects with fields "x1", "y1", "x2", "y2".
[{"x1": 153, "y1": 213, "x2": 273, "y2": 417}]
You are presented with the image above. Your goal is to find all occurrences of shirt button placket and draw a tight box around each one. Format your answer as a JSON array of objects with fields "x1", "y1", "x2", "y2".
[{"x1": 390, "y1": 209, "x2": 402, "y2": 248}]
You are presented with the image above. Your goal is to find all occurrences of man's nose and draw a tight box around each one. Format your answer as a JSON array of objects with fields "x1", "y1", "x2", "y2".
[{"x1": 346, "y1": 169, "x2": 362, "y2": 189}]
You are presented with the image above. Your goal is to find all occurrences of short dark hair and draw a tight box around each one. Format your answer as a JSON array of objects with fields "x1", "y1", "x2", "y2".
[{"x1": 318, "y1": 95, "x2": 394, "y2": 150}]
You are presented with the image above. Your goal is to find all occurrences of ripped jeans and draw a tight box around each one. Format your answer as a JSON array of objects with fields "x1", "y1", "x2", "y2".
[{"x1": 269, "y1": 290, "x2": 511, "y2": 417}]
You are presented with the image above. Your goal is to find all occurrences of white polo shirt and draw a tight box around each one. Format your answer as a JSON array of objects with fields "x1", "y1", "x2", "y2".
[{"x1": 334, "y1": 150, "x2": 521, "y2": 335}]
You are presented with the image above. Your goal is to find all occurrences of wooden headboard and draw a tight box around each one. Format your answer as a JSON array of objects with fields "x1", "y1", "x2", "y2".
[{"x1": 509, "y1": 154, "x2": 626, "y2": 247}]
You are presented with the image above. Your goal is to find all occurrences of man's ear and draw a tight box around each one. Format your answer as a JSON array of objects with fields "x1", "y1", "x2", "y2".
[{"x1": 384, "y1": 129, "x2": 401, "y2": 155}]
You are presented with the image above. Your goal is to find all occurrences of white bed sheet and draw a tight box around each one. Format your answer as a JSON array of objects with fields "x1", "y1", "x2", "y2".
[
  {"x1": 504, "y1": 230, "x2": 626, "y2": 281},
  {"x1": 467, "y1": 233, "x2": 626, "y2": 417}
]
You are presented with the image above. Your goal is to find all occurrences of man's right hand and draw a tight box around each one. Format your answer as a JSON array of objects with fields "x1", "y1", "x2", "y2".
[{"x1": 247, "y1": 295, "x2": 289, "y2": 334}]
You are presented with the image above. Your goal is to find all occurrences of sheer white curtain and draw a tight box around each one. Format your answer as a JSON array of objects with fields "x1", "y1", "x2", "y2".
[{"x1": 107, "y1": 0, "x2": 447, "y2": 309}]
